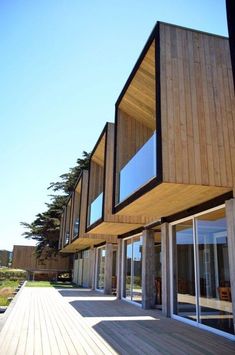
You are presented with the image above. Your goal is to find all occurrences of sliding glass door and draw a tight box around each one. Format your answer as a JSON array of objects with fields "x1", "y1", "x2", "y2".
[
  {"x1": 123, "y1": 235, "x2": 142, "y2": 304},
  {"x1": 96, "y1": 246, "x2": 106, "y2": 290},
  {"x1": 171, "y1": 207, "x2": 234, "y2": 336}
]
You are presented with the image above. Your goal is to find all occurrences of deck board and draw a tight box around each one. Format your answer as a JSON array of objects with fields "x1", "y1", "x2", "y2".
[{"x1": 0, "y1": 287, "x2": 234, "y2": 355}]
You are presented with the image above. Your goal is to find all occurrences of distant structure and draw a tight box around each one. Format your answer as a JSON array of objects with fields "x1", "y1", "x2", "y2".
[
  {"x1": 12, "y1": 245, "x2": 72, "y2": 281},
  {"x1": 0, "y1": 250, "x2": 11, "y2": 267}
]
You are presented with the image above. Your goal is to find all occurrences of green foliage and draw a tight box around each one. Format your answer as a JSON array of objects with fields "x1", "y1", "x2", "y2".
[
  {"x1": 21, "y1": 151, "x2": 90, "y2": 258},
  {"x1": 26, "y1": 281, "x2": 78, "y2": 288},
  {"x1": 0, "y1": 296, "x2": 9, "y2": 306},
  {"x1": 0, "y1": 268, "x2": 26, "y2": 281}
]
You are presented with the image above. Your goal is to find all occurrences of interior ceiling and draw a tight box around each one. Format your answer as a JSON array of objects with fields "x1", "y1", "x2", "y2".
[
  {"x1": 92, "y1": 134, "x2": 106, "y2": 167},
  {"x1": 119, "y1": 40, "x2": 156, "y2": 131}
]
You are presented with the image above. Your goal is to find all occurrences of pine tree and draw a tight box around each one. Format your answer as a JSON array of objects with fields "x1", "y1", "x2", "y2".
[{"x1": 21, "y1": 151, "x2": 90, "y2": 258}]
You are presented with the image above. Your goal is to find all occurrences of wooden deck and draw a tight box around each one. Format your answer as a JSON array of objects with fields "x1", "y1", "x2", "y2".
[{"x1": 0, "y1": 287, "x2": 235, "y2": 355}]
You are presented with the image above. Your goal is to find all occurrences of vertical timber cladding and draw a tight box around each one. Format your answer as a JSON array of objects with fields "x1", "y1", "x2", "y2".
[
  {"x1": 87, "y1": 131, "x2": 106, "y2": 225},
  {"x1": 115, "y1": 39, "x2": 156, "y2": 204},
  {"x1": 159, "y1": 22, "x2": 235, "y2": 188}
]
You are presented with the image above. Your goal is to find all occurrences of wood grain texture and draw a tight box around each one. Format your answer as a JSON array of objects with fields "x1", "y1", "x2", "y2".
[
  {"x1": 119, "y1": 41, "x2": 156, "y2": 130},
  {"x1": 116, "y1": 182, "x2": 231, "y2": 218},
  {"x1": 2, "y1": 287, "x2": 234, "y2": 355},
  {"x1": 160, "y1": 23, "x2": 235, "y2": 188},
  {"x1": 12, "y1": 246, "x2": 71, "y2": 271}
]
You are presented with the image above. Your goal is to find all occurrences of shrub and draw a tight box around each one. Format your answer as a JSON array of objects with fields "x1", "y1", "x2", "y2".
[{"x1": 0, "y1": 268, "x2": 26, "y2": 281}]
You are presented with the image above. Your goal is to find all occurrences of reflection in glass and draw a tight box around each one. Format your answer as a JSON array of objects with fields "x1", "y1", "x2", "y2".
[
  {"x1": 73, "y1": 218, "x2": 79, "y2": 237},
  {"x1": 173, "y1": 221, "x2": 196, "y2": 321},
  {"x1": 65, "y1": 232, "x2": 70, "y2": 245},
  {"x1": 132, "y1": 237, "x2": 142, "y2": 303},
  {"x1": 172, "y1": 208, "x2": 234, "y2": 336},
  {"x1": 96, "y1": 247, "x2": 105, "y2": 290},
  {"x1": 124, "y1": 240, "x2": 132, "y2": 301},
  {"x1": 88, "y1": 192, "x2": 103, "y2": 226},
  {"x1": 196, "y1": 210, "x2": 234, "y2": 334},
  {"x1": 154, "y1": 242, "x2": 162, "y2": 305},
  {"x1": 119, "y1": 133, "x2": 156, "y2": 202},
  {"x1": 123, "y1": 236, "x2": 142, "y2": 304}
]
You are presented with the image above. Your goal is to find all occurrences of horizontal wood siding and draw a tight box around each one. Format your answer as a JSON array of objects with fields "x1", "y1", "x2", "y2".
[{"x1": 160, "y1": 23, "x2": 235, "y2": 188}]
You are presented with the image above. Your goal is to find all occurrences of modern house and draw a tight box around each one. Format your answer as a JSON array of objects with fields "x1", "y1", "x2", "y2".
[{"x1": 59, "y1": 22, "x2": 235, "y2": 340}]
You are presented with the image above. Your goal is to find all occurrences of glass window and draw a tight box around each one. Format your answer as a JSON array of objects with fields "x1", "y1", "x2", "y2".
[
  {"x1": 172, "y1": 208, "x2": 234, "y2": 336},
  {"x1": 119, "y1": 133, "x2": 156, "y2": 203},
  {"x1": 173, "y1": 220, "x2": 196, "y2": 321},
  {"x1": 123, "y1": 236, "x2": 142, "y2": 304},
  {"x1": 196, "y1": 209, "x2": 233, "y2": 334},
  {"x1": 88, "y1": 192, "x2": 103, "y2": 226},
  {"x1": 96, "y1": 247, "x2": 105, "y2": 290}
]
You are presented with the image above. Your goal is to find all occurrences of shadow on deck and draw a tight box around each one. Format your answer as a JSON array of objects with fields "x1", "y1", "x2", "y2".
[{"x1": 57, "y1": 288, "x2": 235, "y2": 355}]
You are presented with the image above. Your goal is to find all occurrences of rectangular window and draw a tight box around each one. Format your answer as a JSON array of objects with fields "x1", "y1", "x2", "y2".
[{"x1": 171, "y1": 207, "x2": 234, "y2": 336}]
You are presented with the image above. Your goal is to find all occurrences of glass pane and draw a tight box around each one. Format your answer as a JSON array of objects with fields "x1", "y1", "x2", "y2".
[
  {"x1": 132, "y1": 237, "x2": 142, "y2": 303},
  {"x1": 97, "y1": 248, "x2": 105, "y2": 290},
  {"x1": 73, "y1": 218, "x2": 79, "y2": 237},
  {"x1": 196, "y1": 209, "x2": 234, "y2": 334},
  {"x1": 89, "y1": 192, "x2": 103, "y2": 226},
  {"x1": 173, "y1": 221, "x2": 197, "y2": 321},
  {"x1": 119, "y1": 133, "x2": 156, "y2": 202},
  {"x1": 154, "y1": 242, "x2": 162, "y2": 305},
  {"x1": 124, "y1": 240, "x2": 132, "y2": 301}
]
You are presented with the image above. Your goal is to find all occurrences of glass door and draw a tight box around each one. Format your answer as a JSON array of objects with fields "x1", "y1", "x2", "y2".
[
  {"x1": 96, "y1": 247, "x2": 105, "y2": 290},
  {"x1": 171, "y1": 207, "x2": 234, "y2": 336},
  {"x1": 172, "y1": 220, "x2": 197, "y2": 321},
  {"x1": 122, "y1": 235, "x2": 142, "y2": 304}
]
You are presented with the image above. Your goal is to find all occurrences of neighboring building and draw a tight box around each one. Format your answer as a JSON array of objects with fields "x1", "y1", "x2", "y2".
[
  {"x1": 12, "y1": 245, "x2": 72, "y2": 281},
  {"x1": 0, "y1": 250, "x2": 11, "y2": 267},
  {"x1": 59, "y1": 22, "x2": 235, "y2": 341}
]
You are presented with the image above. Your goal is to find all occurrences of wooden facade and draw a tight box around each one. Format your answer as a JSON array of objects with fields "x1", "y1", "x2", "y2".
[
  {"x1": 57, "y1": 21, "x2": 235, "y2": 339},
  {"x1": 12, "y1": 245, "x2": 71, "y2": 272},
  {"x1": 59, "y1": 170, "x2": 117, "y2": 253},
  {"x1": 87, "y1": 122, "x2": 154, "y2": 236},
  {"x1": 113, "y1": 22, "x2": 235, "y2": 220}
]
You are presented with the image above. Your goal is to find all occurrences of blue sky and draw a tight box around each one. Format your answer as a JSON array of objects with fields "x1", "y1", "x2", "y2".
[{"x1": 0, "y1": 0, "x2": 228, "y2": 250}]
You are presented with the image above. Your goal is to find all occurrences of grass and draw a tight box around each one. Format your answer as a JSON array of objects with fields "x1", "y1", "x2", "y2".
[
  {"x1": 26, "y1": 281, "x2": 79, "y2": 288},
  {"x1": 0, "y1": 280, "x2": 19, "y2": 289},
  {"x1": 26, "y1": 281, "x2": 53, "y2": 287},
  {"x1": 0, "y1": 296, "x2": 10, "y2": 307},
  {"x1": 0, "y1": 280, "x2": 19, "y2": 307}
]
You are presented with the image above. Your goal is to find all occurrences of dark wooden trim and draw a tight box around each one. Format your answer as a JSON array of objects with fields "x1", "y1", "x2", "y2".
[
  {"x1": 114, "y1": 177, "x2": 161, "y2": 214},
  {"x1": 69, "y1": 191, "x2": 75, "y2": 244},
  {"x1": 113, "y1": 23, "x2": 163, "y2": 214},
  {"x1": 156, "y1": 23, "x2": 163, "y2": 183},
  {"x1": 77, "y1": 173, "x2": 83, "y2": 238},
  {"x1": 85, "y1": 124, "x2": 109, "y2": 232},
  {"x1": 117, "y1": 227, "x2": 144, "y2": 239},
  {"x1": 94, "y1": 241, "x2": 106, "y2": 248},
  {"x1": 86, "y1": 217, "x2": 103, "y2": 233},
  {"x1": 89, "y1": 122, "x2": 109, "y2": 159},
  {"x1": 115, "y1": 26, "x2": 157, "y2": 107},
  {"x1": 226, "y1": 0, "x2": 235, "y2": 90},
  {"x1": 112, "y1": 105, "x2": 118, "y2": 214},
  {"x1": 144, "y1": 219, "x2": 161, "y2": 230},
  {"x1": 162, "y1": 191, "x2": 233, "y2": 223}
]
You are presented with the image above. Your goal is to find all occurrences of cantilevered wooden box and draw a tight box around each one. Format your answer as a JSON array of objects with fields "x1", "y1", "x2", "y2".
[{"x1": 113, "y1": 22, "x2": 234, "y2": 220}]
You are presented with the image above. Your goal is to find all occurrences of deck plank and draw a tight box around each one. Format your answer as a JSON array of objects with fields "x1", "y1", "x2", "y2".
[{"x1": 0, "y1": 287, "x2": 234, "y2": 355}]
